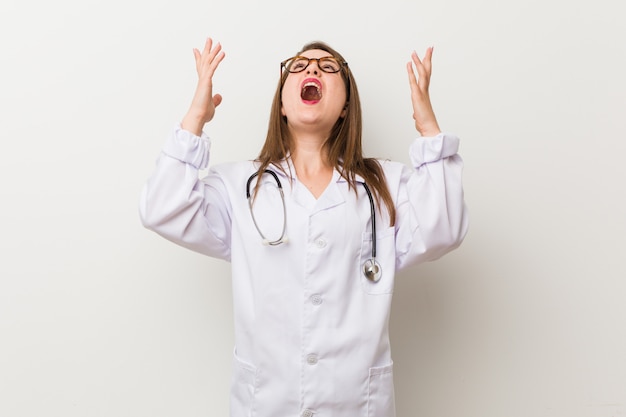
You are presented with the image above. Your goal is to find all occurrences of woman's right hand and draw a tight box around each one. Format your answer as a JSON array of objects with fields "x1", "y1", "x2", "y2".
[
  {"x1": 406, "y1": 47, "x2": 441, "y2": 138},
  {"x1": 181, "y1": 38, "x2": 225, "y2": 136}
]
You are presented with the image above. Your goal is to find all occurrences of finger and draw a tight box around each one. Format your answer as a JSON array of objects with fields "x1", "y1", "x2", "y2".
[
  {"x1": 407, "y1": 63, "x2": 422, "y2": 122},
  {"x1": 213, "y1": 94, "x2": 223, "y2": 108},
  {"x1": 411, "y1": 51, "x2": 424, "y2": 69},
  {"x1": 406, "y1": 61, "x2": 418, "y2": 91},
  {"x1": 209, "y1": 47, "x2": 225, "y2": 73},
  {"x1": 413, "y1": 51, "x2": 433, "y2": 92},
  {"x1": 206, "y1": 41, "x2": 221, "y2": 61},
  {"x1": 199, "y1": 38, "x2": 220, "y2": 71},
  {"x1": 200, "y1": 42, "x2": 225, "y2": 78},
  {"x1": 411, "y1": 51, "x2": 427, "y2": 81},
  {"x1": 422, "y1": 46, "x2": 434, "y2": 75},
  {"x1": 193, "y1": 48, "x2": 201, "y2": 74},
  {"x1": 202, "y1": 37, "x2": 214, "y2": 57},
  {"x1": 195, "y1": 39, "x2": 215, "y2": 73}
]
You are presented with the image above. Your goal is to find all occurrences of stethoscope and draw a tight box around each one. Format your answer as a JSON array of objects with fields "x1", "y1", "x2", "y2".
[{"x1": 246, "y1": 170, "x2": 382, "y2": 282}]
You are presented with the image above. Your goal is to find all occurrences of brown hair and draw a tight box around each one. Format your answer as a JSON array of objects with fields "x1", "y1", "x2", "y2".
[{"x1": 255, "y1": 41, "x2": 396, "y2": 226}]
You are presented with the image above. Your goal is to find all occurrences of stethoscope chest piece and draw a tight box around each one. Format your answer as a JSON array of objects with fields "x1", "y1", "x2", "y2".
[{"x1": 363, "y1": 259, "x2": 382, "y2": 282}]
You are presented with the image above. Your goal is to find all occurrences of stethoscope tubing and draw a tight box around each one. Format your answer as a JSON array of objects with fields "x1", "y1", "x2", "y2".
[
  {"x1": 246, "y1": 169, "x2": 381, "y2": 281},
  {"x1": 360, "y1": 181, "x2": 376, "y2": 259},
  {"x1": 246, "y1": 170, "x2": 288, "y2": 246}
]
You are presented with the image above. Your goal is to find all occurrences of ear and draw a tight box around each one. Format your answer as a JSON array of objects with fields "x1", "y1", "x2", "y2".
[{"x1": 340, "y1": 102, "x2": 348, "y2": 118}]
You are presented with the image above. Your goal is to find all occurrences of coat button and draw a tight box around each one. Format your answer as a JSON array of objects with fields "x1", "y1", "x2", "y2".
[
  {"x1": 306, "y1": 353, "x2": 318, "y2": 365},
  {"x1": 310, "y1": 294, "x2": 323, "y2": 305},
  {"x1": 301, "y1": 409, "x2": 315, "y2": 417}
]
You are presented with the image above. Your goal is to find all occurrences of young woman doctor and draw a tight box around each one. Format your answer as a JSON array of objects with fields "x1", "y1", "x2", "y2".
[{"x1": 140, "y1": 38, "x2": 468, "y2": 417}]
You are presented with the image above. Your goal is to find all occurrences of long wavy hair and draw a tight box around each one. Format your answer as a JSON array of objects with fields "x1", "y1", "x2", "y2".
[{"x1": 255, "y1": 41, "x2": 396, "y2": 226}]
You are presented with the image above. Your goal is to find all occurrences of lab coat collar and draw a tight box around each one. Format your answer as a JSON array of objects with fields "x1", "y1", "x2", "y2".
[
  {"x1": 269, "y1": 158, "x2": 366, "y2": 184},
  {"x1": 268, "y1": 158, "x2": 365, "y2": 213},
  {"x1": 269, "y1": 158, "x2": 296, "y2": 180}
]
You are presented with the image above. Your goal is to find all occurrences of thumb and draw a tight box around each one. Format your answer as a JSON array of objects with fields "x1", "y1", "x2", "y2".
[{"x1": 213, "y1": 94, "x2": 223, "y2": 108}]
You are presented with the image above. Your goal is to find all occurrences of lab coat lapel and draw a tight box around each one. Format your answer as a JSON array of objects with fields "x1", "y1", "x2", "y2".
[
  {"x1": 291, "y1": 177, "x2": 344, "y2": 214},
  {"x1": 311, "y1": 170, "x2": 346, "y2": 214},
  {"x1": 269, "y1": 160, "x2": 312, "y2": 210},
  {"x1": 270, "y1": 160, "x2": 351, "y2": 213}
]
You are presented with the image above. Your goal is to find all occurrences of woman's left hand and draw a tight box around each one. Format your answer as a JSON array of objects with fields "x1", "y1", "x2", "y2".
[{"x1": 407, "y1": 47, "x2": 441, "y2": 137}]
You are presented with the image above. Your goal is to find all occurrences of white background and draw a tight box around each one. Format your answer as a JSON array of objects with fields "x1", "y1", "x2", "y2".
[{"x1": 1, "y1": 0, "x2": 625, "y2": 416}]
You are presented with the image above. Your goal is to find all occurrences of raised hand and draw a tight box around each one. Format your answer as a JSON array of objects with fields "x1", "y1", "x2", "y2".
[
  {"x1": 181, "y1": 38, "x2": 226, "y2": 136},
  {"x1": 407, "y1": 47, "x2": 441, "y2": 137}
]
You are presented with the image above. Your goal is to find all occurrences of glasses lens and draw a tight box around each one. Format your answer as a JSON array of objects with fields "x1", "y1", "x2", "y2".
[
  {"x1": 319, "y1": 57, "x2": 341, "y2": 73},
  {"x1": 285, "y1": 57, "x2": 309, "y2": 73}
]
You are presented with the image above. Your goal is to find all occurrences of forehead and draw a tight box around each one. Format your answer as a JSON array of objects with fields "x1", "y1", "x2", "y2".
[{"x1": 299, "y1": 49, "x2": 334, "y2": 59}]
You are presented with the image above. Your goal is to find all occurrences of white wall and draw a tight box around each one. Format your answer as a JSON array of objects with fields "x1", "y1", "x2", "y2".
[{"x1": 1, "y1": 0, "x2": 624, "y2": 416}]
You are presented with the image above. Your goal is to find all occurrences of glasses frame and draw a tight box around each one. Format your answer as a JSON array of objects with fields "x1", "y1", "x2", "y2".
[{"x1": 280, "y1": 55, "x2": 347, "y2": 74}]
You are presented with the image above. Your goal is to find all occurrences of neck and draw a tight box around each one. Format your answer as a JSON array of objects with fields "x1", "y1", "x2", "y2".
[
  {"x1": 290, "y1": 130, "x2": 330, "y2": 169},
  {"x1": 290, "y1": 133, "x2": 334, "y2": 198}
]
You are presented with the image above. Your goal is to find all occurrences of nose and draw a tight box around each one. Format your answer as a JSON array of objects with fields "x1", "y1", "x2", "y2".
[{"x1": 306, "y1": 59, "x2": 320, "y2": 75}]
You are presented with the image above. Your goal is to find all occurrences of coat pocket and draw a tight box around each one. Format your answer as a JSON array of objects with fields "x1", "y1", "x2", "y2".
[
  {"x1": 360, "y1": 227, "x2": 396, "y2": 295},
  {"x1": 230, "y1": 348, "x2": 258, "y2": 417},
  {"x1": 367, "y1": 362, "x2": 396, "y2": 417}
]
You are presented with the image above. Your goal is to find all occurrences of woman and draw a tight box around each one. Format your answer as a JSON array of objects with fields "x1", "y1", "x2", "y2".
[{"x1": 140, "y1": 38, "x2": 468, "y2": 417}]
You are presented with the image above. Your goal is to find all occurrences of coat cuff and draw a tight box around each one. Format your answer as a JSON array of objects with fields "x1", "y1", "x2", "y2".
[
  {"x1": 409, "y1": 133, "x2": 460, "y2": 168},
  {"x1": 161, "y1": 124, "x2": 211, "y2": 169}
]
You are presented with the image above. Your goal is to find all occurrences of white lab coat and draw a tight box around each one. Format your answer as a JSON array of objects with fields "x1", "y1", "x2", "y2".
[{"x1": 140, "y1": 125, "x2": 468, "y2": 417}]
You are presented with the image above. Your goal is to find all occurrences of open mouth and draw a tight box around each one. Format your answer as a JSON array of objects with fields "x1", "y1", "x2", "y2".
[{"x1": 301, "y1": 79, "x2": 322, "y2": 102}]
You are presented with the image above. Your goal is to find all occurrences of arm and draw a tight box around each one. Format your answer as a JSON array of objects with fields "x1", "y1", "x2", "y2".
[
  {"x1": 395, "y1": 133, "x2": 468, "y2": 270},
  {"x1": 139, "y1": 39, "x2": 232, "y2": 260},
  {"x1": 139, "y1": 126, "x2": 232, "y2": 260},
  {"x1": 395, "y1": 48, "x2": 469, "y2": 270}
]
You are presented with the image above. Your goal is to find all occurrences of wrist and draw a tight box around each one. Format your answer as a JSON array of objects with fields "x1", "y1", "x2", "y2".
[
  {"x1": 417, "y1": 121, "x2": 441, "y2": 137},
  {"x1": 181, "y1": 112, "x2": 206, "y2": 136}
]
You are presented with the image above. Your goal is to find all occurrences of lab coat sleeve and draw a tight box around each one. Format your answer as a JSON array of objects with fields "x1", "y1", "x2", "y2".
[
  {"x1": 394, "y1": 133, "x2": 469, "y2": 271},
  {"x1": 139, "y1": 125, "x2": 232, "y2": 261}
]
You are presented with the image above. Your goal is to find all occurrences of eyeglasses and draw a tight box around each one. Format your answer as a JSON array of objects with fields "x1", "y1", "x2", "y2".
[{"x1": 281, "y1": 56, "x2": 346, "y2": 74}]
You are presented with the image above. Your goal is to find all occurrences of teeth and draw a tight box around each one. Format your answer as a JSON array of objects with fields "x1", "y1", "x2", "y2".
[{"x1": 303, "y1": 82, "x2": 320, "y2": 92}]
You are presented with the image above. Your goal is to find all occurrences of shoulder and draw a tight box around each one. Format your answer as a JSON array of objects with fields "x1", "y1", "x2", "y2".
[
  {"x1": 377, "y1": 159, "x2": 408, "y2": 184},
  {"x1": 210, "y1": 160, "x2": 257, "y2": 176},
  {"x1": 204, "y1": 160, "x2": 260, "y2": 190},
  {"x1": 378, "y1": 158, "x2": 405, "y2": 172}
]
